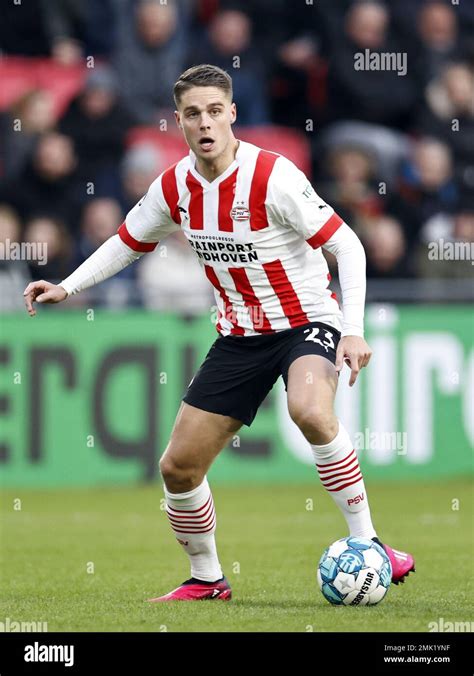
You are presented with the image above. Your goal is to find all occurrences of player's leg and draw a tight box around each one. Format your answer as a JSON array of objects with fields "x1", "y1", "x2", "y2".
[
  {"x1": 148, "y1": 402, "x2": 242, "y2": 601},
  {"x1": 286, "y1": 353, "x2": 415, "y2": 583},
  {"x1": 159, "y1": 400, "x2": 242, "y2": 493},
  {"x1": 151, "y1": 320, "x2": 279, "y2": 601},
  {"x1": 287, "y1": 354, "x2": 377, "y2": 540}
]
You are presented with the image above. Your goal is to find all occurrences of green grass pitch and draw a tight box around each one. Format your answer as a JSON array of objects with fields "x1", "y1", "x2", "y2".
[{"x1": 1, "y1": 479, "x2": 472, "y2": 632}]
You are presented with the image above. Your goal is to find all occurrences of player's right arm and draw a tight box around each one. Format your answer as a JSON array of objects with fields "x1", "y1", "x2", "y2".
[
  {"x1": 23, "y1": 235, "x2": 144, "y2": 316},
  {"x1": 24, "y1": 280, "x2": 68, "y2": 316},
  {"x1": 23, "y1": 172, "x2": 181, "y2": 316}
]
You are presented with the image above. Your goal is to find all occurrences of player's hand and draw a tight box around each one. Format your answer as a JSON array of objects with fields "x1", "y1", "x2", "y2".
[
  {"x1": 23, "y1": 280, "x2": 68, "y2": 317},
  {"x1": 335, "y1": 335, "x2": 372, "y2": 387}
]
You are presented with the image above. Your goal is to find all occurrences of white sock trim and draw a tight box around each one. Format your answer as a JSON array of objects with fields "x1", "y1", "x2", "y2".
[
  {"x1": 310, "y1": 421, "x2": 353, "y2": 462},
  {"x1": 164, "y1": 476, "x2": 209, "y2": 502}
]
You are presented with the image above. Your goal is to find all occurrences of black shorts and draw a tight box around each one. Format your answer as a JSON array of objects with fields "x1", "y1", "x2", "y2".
[{"x1": 183, "y1": 321, "x2": 341, "y2": 427}]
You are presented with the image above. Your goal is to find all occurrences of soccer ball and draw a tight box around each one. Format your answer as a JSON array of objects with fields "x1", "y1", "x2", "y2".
[{"x1": 317, "y1": 536, "x2": 392, "y2": 606}]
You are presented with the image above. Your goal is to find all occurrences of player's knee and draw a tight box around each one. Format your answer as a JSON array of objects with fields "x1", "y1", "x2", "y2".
[
  {"x1": 290, "y1": 405, "x2": 338, "y2": 444},
  {"x1": 159, "y1": 455, "x2": 202, "y2": 492}
]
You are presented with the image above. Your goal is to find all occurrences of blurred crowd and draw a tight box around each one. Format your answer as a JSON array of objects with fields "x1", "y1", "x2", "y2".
[{"x1": 0, "y1": 0, "x2": 473, "y2": 311}]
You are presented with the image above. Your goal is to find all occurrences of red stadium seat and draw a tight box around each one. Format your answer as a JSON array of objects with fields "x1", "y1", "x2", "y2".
[
  {"x1": 126, "y1": 125, "x2": 312, "y2": 176},
  {"x1": 0, "y1": 57, "x2": 86, "y2": 117},
  {"x1": 36, "y1": 60, "x2": 86, "y2": 117},
  {"x1": 237, "y1": 126, "x2": 312, "y2": 176},
  {"x1": 126, "y1": 127, "x2": 189, "y2": 167},
  {"x1": 0, "y1": 57, "x2": 37, "y2": 110}
]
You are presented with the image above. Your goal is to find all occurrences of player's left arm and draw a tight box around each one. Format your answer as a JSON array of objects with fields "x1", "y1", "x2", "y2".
[{"x1": 268, "y1": 156, "x2": 371, "y2": 386}]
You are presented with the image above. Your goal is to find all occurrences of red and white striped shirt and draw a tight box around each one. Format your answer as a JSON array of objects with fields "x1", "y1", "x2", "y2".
[{"x1": 118, "y1": 140, "x2": 348, "y2": 336}]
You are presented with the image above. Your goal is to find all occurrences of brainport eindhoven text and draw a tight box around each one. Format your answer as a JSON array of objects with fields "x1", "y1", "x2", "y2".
[{"x1": 188, "y1": 239, "x2": 259, "y2": 263}]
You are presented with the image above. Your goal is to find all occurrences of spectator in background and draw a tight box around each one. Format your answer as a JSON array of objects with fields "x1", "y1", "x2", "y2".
[
  {"x1": 0, "y1": 132, "x2": 84, "y2": 231},
  {"x1": 73, "y1": 198, "x2": 138, "y2": 307},
  {"x1": 0, "y1": 0, "x2": 85, "y2": 63},
  {"x1": 212, "y1": 0, "x2": 299, "y2": 63},
  {"x1": 417, "y1": 196, "x2": 474, "y2": 278},
  {"x1": 59, "y1": 65, "x2": 136, "y2": 195},
  {"x1": 390, "y1": 0, "x2": 474, "y2": 52},
  {"x1": 74, "y1": 198, "x2": 123, "y2": 265},
  {"x1": 327, "y1": 1, "x2": 418, "y2": 130},
  {"x1": 362, "y1": 215, "x2": 410, "y2": 278},
  {"x1": 413, "y1": 1, "x2": 466, "y2": 87},
  {"x1": 23, "y1": 216, "x2": 73, "y2": 282},
  {"x1": 138, "y1": 232, "x2": 214, "y2": 314},
  {"x1": 258, "y1": 0, "x2": 331, "y2": 128},
  {"x1": 39, "y1": 0, "x2": 86, "y2": 65},
  {"x1": 272, "y1": 33, "x2": 327, "y2": 128},
  {"x1": 0, "y1": 205, "x2": 31, "y2": 311},
  {"x1": 417, "y1": 63, "x2": 474, "y2": 193},
  {"x1": 318, "y1": 120, "x2": 412, "y2": 187},
  {"x1": 119, "y1": 144, "x2": 164, "y2": 213},
  {"x1": 396, "y1": 138, "x2": 458, "y2": 245},
  {"x1": 189, "y1": 9, "x2": 269, "y2": 125},
  {"x1": 113, "y1": 0, "x2": 186, "y2": 125},
  {"x1": 0, "y1": 205, "x2": 22, "y2": 242},
  {"x1": 317, "y1": 145, "x2": 382, "y2": 229},
  {"x1": 1, "y1": 89, "x2": 56, "y2": 178}
]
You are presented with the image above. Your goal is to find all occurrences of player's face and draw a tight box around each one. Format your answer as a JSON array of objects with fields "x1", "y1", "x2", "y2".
[{"x1": 175, "y1": 87, "x2": 236, "y2": 163}]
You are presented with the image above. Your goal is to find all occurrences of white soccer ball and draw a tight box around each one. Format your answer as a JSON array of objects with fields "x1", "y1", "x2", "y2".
[{"x1": 317, "y1": 536, "x2": 392, "y2": 606}]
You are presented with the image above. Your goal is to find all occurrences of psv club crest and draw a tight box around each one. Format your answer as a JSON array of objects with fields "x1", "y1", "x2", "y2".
[{"x1": 230, "y1": 202, "x2": 251, "y2": 221}]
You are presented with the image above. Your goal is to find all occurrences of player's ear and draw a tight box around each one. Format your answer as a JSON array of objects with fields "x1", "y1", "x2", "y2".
[
  {"x1": 174, "y1": 110, "x2": 183, "y2": 130},
  {"x1": 229, "y1": 102, "x2": 237, "y2": 125}
]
